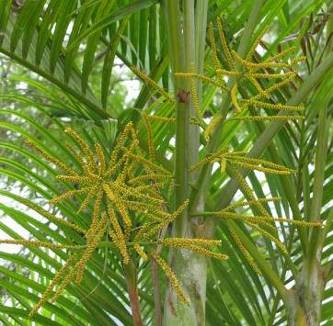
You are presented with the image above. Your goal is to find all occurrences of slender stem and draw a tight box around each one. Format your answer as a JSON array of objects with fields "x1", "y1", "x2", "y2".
[
  {"x1": 195, "y1": 1, "x2": 208, "y2": 74},
  {"x1": 307, "y1": 98, "x2": 329, "y2": 268},
  {"x1": 184, "y1": 0, "x2": 196, "y2": 70},
  {"x1": 328, "y1": 4, "x2": 333, "y2": 52},
  {"x1": 188, "y1": 0, "x2": 208, "y2": 217},
  {"x1": 152, "y1": 225, "x2": 169, "y2": 326},
  {"x1": 185, "y1": 0, "x2": 199, "y2": 187},
  {"x1": 162, "y1": 2, "x2": 209, "y2": 326},
  {"x1": 190, "y1": 0, "x2": 265, "y2": 211},
  {"x1": 319, "y1": 208, "x2": 333, "y2": 250},
  {"x1": 151, "y1": 261, "x2": 162, "y2": 326},
  {"x1": 237, "y1": 1, "x2": 265, "y2": 57},
  {"x1": 163, "y1": 0, "x2": 189, "y2": 237},
  {"x1": 124, "y1": 262, "x2": 143, "y2": 326},
  {"x1": 163, "y1": 1, "x2": 184, "y2": 74}
]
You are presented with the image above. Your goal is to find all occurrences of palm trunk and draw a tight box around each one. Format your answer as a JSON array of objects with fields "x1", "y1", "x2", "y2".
[
  {"x1": 162, "y1": 1, "x2": 208, "y2": 325},
  {"x1": 163, "y1": 252, "x2": 207, "y2": 326},
  {"x1": 288, "y1": 263, "x2": 324, "y2": 326},
  {"x1": 289, "y1": 102, "x2": 330, "y2": 326}
]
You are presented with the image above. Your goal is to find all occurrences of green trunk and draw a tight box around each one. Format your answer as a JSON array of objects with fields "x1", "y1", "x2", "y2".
[
  {"x1": 163, "y1": 252, "x2": 207, "y2": 326},
  {"x1": 288, "y1": 263, "x2": 324, "y2": 326},
  {"x1": 288, "y1": 93, "x2": 330, "y2": 326},
  {"x1": 162, "y1": 1, "x2": 208, "y2": 325}
]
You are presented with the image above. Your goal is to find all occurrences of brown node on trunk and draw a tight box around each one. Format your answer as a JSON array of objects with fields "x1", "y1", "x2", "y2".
[{"x1": 176, "y1": 89, "x2": 191, "y2": 104}]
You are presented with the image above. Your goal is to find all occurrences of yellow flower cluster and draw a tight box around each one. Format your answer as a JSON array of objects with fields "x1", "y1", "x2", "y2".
[
  {"x1": 190, "y1": 148, "x2": 295, "y2": 175},
  {"x1": 29, "y1": 254, "x2": 79, "y2": 317},
  {"x1": 216, "y1": 211, "x2": 321, "y2": 228},
  {"x1": 195, "y1": 170, "x2": 322, "y2": 272},
  {"x1": 131, "y1": 65, "x2": 175, "y2": 104},
  {"x1": 228, "y1": 226, "x2": 261, "y2": 274},
  {"x1": 8, "y1": 18, "x2": 312, "y2": 314},
  {"x1": 15, "y1": 122, "x2": 232, "y2": 314},
  {"x1": 0, "y1": 239, "x2": 79, "y2": 250},
  {"x1": 26, "y1": 205, "x2": 108, "y2": 316},
  {"x1": 151, "y1": 253, "x2": 189, "y2": 304},
  {"x1": 175, "y1": 17, "x2": 305, "y2": 139},
  {"x1": 19, "y1": 122, "x2": 182, "y2": 315},
  {"x1": 161, "y1": 238, "x2": 228, "y2": 261}
]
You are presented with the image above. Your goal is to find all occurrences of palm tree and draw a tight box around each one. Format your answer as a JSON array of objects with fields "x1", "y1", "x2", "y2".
[{"x1": 0, "y1": 1, "x2": 332, "y2": 325}]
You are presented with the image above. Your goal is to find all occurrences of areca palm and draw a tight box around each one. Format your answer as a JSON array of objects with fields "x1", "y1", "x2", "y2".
[{"x1": 0, "y1": 0, "x2": 332, "y2": 325}]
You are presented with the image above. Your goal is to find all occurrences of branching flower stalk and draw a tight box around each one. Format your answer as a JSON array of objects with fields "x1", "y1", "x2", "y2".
[
  {"x1": 1, "y1": 122, "x2": 228, "y2": 323},
  {"x1": 175, "y1": 17, "x2": 305, "y2": 141}
]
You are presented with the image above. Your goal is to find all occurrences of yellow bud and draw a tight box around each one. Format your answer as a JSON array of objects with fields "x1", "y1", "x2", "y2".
[
  {"x1": 95, "y1": 143, "x2": 106, "y2": 175},
  {"x1": 65, "y1": 128, "x2": 96, "y2": 174},
  {"x1": 228, "y1": 226, "x2": 261, "y2": 274},
  {"x1": 142, "y1": 113, "x2": 156, "y2": 161},
  {"x1": 49, "y1": 188, "x2": 88, "y2": 205},
  {"x1": 152, "y1": 254, "x2": 189, "y2": 304},
  {"x1": 134, "y1": 244, "x2": 148, "y2": 261},
  {"x1": 107, "y1": 208, "x2": 130, "y2": 264},
  {"x1": 220, "y1": 158, "x2": 227, "y2": 173},
  {"x1": 207, "y1": 21, "x2": 221, "y2": 72},
  {"x1": 131, "y1": 65, "x2": 174, "y2": 103},
  {"x1": 77, "y1": 186, "x2": 98, "y2": 213},
  {"x1": 75, "y1": 214, "x2": 107, "y2": 283},
  {"x1": 29, "y1": 254, "x2": 77, "y2": 317},
  {"x1": 216, "y1": 17, "x2": 234, "y2": 69},
  {"x1": 162, "y1": 238, "x2": 222, "y2": 248},
  {"x1": 103, "y1": 183, "x2": 132, "y2": 230}
]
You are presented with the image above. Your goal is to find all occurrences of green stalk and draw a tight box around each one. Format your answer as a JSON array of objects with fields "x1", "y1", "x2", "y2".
[
  {"x1": 289, "y1": 89, "x2": 330, "y2": 326},
  {"x1": 327, "y1": 4, "x2": 333, "y2": 51},
  {"x1": 163, "y1": 0, "x2": 188, "y2": 237},
  {"x1": 162, "y1": 1, "x2": 208, "y2": 325},
  {"x1": 195, "y1": 1, "x2": 208, "y2": 74},
  {"x1": 184, "y1": 0, "x2": 198, "y2": 176},
  {"x1": 307, "y1": 101, "x2": 329, "y2": 267},
  {"x1": 190, "y1": 0, "x2": 265, "y2": 211}
]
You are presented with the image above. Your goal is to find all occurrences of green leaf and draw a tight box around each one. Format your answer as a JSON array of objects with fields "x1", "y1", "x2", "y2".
[{"x1": 66, "y1": 0, "x2": 158, "y2": 51}]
